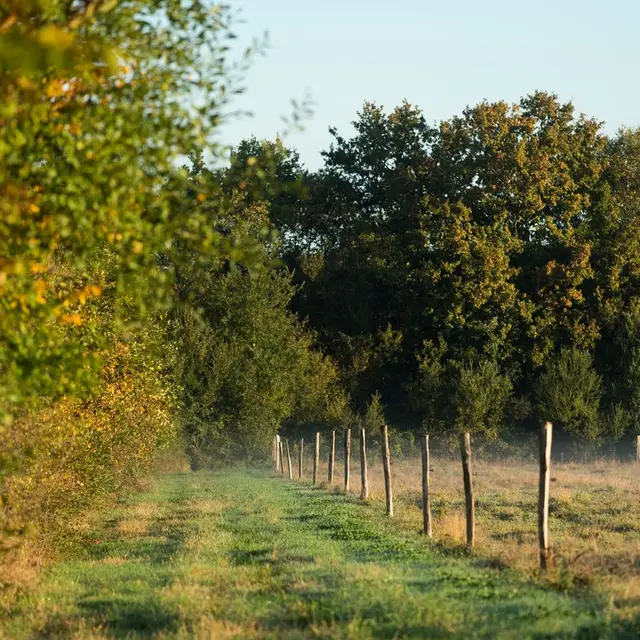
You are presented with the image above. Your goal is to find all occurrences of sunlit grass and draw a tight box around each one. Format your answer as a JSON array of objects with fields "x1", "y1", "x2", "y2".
[
  {"x1": 1, "y1": 468, "x2": 638, "y2": 638},
  {"x1": 312, "y1": 450, "x2": 640, "y2": 615}
]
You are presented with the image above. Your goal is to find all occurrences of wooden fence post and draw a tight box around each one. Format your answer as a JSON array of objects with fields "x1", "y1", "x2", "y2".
[
  {"x1": 636, "y1": 434, "x2": 640, "y2": 463},
  {"x1": 279, "y1": 439, "x2": 285, "y2": 475},
  {"x1": 344, "y1": 428, "x2": 351, "y2": 492},
  {"x1": 539, "y1": 421, "x2": 553, "y2": 570},
  {"x1": 298, "y1": 438, "x2": 304, "y2": 479},
  {"x1": 421, "y1": 433, "x2": 432, "y2": 537},
  {"x1": 274, "y1": 435, "x2": 280, "y2": 471},
  {"x1": 328, "y1": 430, "x2": 336, "y2": 484},
  {"x1": 286, "y1": 439, "x2": 293, "y2": 480},
  {"x1": 380, "y1": 424, "x2": 394, "y2": 516},
  {"x1": 313, "y1": 431, "x2": 320, "y2": 484},
  {"x1": 460, "y1": 432, "x2": 474, "y2": 549},
  {"x1": 360, "y1": 428, "x2": 369, "y2": 500}
]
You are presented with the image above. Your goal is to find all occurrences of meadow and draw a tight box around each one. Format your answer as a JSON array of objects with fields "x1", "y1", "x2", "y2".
[
  {"x1": 304, "y1": 443, "x2": 640, "y2": 619},
  {"x1": 1, "y1": 460, "x2": 638, "y2": 639}
]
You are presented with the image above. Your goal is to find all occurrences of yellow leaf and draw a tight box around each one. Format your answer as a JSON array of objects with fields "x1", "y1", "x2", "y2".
[
  {"x1": 61, "y1": 313, "x2": 83, "y2": 326},
  {"x1": 46, "y1": 80, "x2": 64, "y2": 99}
]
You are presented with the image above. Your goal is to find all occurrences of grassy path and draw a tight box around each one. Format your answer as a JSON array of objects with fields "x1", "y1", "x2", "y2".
[{"x1": 2, "y1": 470, "x2": 638, "y2": 639}]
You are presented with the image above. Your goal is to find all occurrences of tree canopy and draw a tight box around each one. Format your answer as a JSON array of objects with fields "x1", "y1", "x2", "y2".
[{"x1": 267, "y1": 94, "x2": 640, "y2": 443}]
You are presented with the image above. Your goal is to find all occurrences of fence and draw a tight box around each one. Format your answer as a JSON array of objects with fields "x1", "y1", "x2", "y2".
[{"x1": 273, "y1": 422, "x2": 636, "y2": 570}]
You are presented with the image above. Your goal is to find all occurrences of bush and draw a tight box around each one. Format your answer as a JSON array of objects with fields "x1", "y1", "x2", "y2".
[
  {"x1": 536, "y1": 348, "x2": 603, "y2": 441},
  {"x1": 361, "y1": 392, "x2": 386, "y2": 433},
  {"x1": 1, "y1": 320, "x2": 177, "y2": 569},
  {"x1": 451, "y1": 360, "x2": 512, "y2": 440}
]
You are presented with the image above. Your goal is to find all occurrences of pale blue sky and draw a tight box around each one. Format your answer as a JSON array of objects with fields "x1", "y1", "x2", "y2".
[{"x1": 220, "y1": 0, "x2": 639, "y2": 169}]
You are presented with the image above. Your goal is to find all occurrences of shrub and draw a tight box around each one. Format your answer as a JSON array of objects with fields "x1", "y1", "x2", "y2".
[
  {"x1": 536, "y1": 347, "x2": 603, "y2": 441},
  {"x1": 452, "y1": 360, "x2": 512, "y2": 440},
  {"x1": 179, "y1": 268, "x2": 347, "y2": 466}
]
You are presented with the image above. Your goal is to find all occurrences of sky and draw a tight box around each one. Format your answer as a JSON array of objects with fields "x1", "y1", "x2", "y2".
[{"x1": 219, "y1": 0, "x2": 640, "y2": 169}]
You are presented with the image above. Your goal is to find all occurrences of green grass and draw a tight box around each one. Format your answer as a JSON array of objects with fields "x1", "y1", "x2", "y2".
[{"x1": 2, "y1": 469, "x2": 638, "y2": 639}]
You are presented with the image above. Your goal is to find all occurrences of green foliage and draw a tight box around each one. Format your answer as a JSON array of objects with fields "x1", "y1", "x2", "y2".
[
  {"x1": 452, "y1": 360, "x2": 512, "y2": 440},
  {"x1": 605, "y1": 403, "x2": 630, "y2": 442},
  {"x1": 536, "y1": 348, "x2": 603, "y2": 441},
  {"x1": 361, "y1": 391, "x2": 386, "y2": 432},
  {"x1": 0, "y1": 0, "x2": 259, "y2": 421},
  {"x1": 624, "y1": 348, "x2": 640, "y2": 431},
  {"x1": 266, "y1": 95, "x2": 640, "y2": 443},
  {"x1": 410, "y1": 338, "x2": 447, "y2": 432},
  {"x1": 1, "y1": 312, "x2": 177, "y2": 554},
  {"x1": 1, "y1": 0, "x2": 327, "y2": 576},
  {"x1": 179, "y1": 267, "x2": 346, "y2": 466}
]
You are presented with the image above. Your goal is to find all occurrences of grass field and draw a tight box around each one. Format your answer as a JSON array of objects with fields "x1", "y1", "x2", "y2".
[
  {"x1": 319, "y1": 451, "x2": 640, "y2": 607},
  {"x1": 1, "y1": 468, "x2": 638, "y2": 639}
]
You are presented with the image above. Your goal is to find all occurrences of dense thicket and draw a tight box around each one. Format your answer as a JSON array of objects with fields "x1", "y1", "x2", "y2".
[
  {"x1": 0, "y1": 0, "x2": 341, "y2": 586},
  {"x1": 242, "y1": 97, "x2": 640, "y2": 444}
]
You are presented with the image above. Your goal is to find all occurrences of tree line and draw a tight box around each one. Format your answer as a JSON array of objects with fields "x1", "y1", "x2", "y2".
[{"x1": 228, "y1": 96, "x2": 640, "y2": 447}]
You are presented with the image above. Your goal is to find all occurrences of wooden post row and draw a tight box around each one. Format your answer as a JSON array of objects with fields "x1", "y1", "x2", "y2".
[
  {"x1": 328, "y1": 430, "x2": 335, "y2": 484},
  {"x1": 539, "y1": 421, "x2": 553, "y2": 570},
  {"x1": 298, "y1": 438, "x2": 304, "y2": 479},
  {"x1": 380, "y1": 424, "x2": 394, "y2": 516},
  {"x1": 313, "y1": 431, "x2": 320, "y2": 484},
  {"x1": 286, "y1": 439, "x2": 293, "y2": 480},
  {"x1": 360, "y1": 428, "x2": 368, "y2": 500},
  {"x1": 421, "y1": 433, "x2": 432, "y2": 537},
  {"x1": 460, "y1": 432, "x2": 474, "y2": 549},
  {"x1": 344, "y1": 428, "x2": 351, "y2": 492}
]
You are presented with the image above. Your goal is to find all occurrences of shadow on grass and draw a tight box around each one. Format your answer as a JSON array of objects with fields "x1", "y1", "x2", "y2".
[
  {"x1": 36, "y1": 599, "x2": 181, "y2": 639},
  {"x1": 39, "y1": 481, "x2": 199, "y2": 638},
  {"x1": 229, "y1": 546, "x2": 316, "y2": 568}
]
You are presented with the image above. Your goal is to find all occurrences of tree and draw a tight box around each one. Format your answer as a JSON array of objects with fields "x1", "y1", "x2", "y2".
[
  {"x1": 285, "y1": 93, "x2": 613, "y2": 432},
  {"x1": 536, "y1": 348, "x2": 603, "y2": 442},
  {"x1": 0, "y1": 0, "x2": 258, "y2": 422},
  {"x1": 452, "y1": 360, "x2": 512, "y2": 440},
  {"x1": 179, "y1": 266, "x2": 346, "y2": 466}
]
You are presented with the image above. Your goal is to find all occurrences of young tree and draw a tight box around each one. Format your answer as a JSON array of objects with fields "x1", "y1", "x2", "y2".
[
  {"x1": 452, "y1": 360, "x2": 512, "y2": 440},
  {"x1": 536, "y1": 348, "x2": 603, "y2": 441}
]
